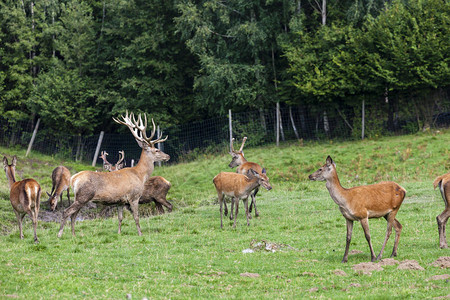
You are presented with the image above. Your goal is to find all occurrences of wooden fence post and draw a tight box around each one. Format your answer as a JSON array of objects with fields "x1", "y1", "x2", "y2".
[
  {"x1": 92, "y1": 131, "x2": 104, "y2": 167},
  {"x1": 276, "y1": 102, "x2": 280, "y2": 146},
  {"x1": 229, "y1": 109, "x2": 233, "y2": 151},
  {"x1": 26, "y1": 118, "x2": 40, "y2": 157},
  {"x1": 157, "y1": 126, "x2": 161, "y2": 167}
]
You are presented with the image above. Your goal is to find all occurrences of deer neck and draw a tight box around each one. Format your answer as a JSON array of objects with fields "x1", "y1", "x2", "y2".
[
  {"x1": 325, "y1": 170, "x2": 348, "y2": 206},
  {"x1": 134, "y1": 149, "x2": 155, "y2": 183},
  {"x1": 245, "y1": 176, "x2": 260, "y2": 193},
  {"x1": 4, "y1": 168, "x2": 16, "y2": 189},
  {"x1": 238, "y1": 154, "x2": 248, "y2": 165}
]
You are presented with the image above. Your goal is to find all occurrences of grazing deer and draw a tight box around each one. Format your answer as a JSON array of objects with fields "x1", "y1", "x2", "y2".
[
  {"x1": 433, "y1": 173, "x2": 450, "y2": 248},
  {"x1": 57, "y1": 111, "x2": 170, "y2": 237},
  {"x1": 99, "y1": 150, "x2": 125, "y2": 172},
  {"x1": 229, "y1": 137, "x2": 268, "y2": 218},
  {"x1": 213, "y1": 169, "x2": 272, "y2": 229},
  {"x1": 309, "y1": 156, "x2": 406, "y2": 263},
  {"x1": 100, "y1": 151, "x2": 173, "y2": 214},
  {"x1": 46, "y1": 166, "x2": 71, "y2": 211},
  {"x1": 3, "y1": 156, "x2": 41, "y2": 243}
]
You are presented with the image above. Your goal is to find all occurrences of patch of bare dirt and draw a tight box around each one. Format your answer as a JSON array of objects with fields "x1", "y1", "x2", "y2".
[
  {"x1": 397, "y1": 260, "x2": 424, "y2": 271},
  {"x1": 352, "y1": 262, "x2": 383, "y2": 275},
  {"x1": 334, "y1": 269, "x2": 347, "y2": 276},
  {"x1": 240, "y1": 272, "x2": 260, "y2": 278},
  {"x1": 379, "y1": 258, "x2": 400, "y2": 266},
  {"x1": 427, "y1": 274, "x2": 450, "y2": 281},
  {"x1": 431, "y1": 257, "x2": 450, "y2": 269},
  {"x1": 308, "y1": 287, "x2": 319, "y2": 293}
]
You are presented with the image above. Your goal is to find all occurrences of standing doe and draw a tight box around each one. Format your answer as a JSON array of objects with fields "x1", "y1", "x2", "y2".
[
  {"x1": 309, "y1": 156, "x2": 406, "y2": 263},
  {"x1": 57, "y1": 111, "x2": 169, "y2": 237},
  {"x1": 46, "y1": 166, "x2": 71, "y2": 211},
  {"x1": 3, "y1": 156, "x2": 41, "y2": 243},
  {"x1": 213, "y1": 169, "x2": 272, "y2": 229},
  {"x1": 433, "y1": 173, "x2": 450, "y2": 248},
  {"x1": 229, "y1": 137, "x2": 269, "y2": 218}
]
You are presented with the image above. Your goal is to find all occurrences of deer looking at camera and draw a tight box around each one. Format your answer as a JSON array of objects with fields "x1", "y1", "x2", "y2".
[
  {"x1": 99, "y1": 151, "x2": 172, "y2": 214},
  {"x1": 213, "y1": 169, "x2": 272, "y2": 229},
  {"x1": 46, "y1": 166, "x2": 71, "y2": 211},
  {"x1": 3, "y1": 156, "x2": 41, "y2": 243},
  {"x1": 57, "y1": 111, "x2": 170, "y2": 237},
  {"x1": 309, "y1": 156, "x2": 406, "y2": 263},
  {"x1": 433, "y1": 173, "x2": 450, "y2": 248},
  {"x1": 229, "y1": 137, "x2": 269, "y2": 218},
  {"x1": 100, "y1": 150, "x2": 125, "y2": 172}
]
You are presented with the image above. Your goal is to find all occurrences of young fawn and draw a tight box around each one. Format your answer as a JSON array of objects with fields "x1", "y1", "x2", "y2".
[
  {"x1": 213, "y1": 169, "x2": 272, "y2": 229},
  {"x1": 3, "y1": 156, "x2": 41, "y2": 243},
  {"x1": 309, "y1": 156, "x2": 406, "y2": 263}
]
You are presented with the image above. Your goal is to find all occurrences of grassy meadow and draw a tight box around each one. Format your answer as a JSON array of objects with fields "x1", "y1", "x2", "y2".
[{"x1": 0, "y1": 131, "x2": 449, "y2": 298}]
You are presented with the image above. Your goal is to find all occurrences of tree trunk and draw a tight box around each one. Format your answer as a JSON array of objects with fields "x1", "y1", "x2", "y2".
[{"x1": 289, "y1": 106, "x2": 300, "y2": 139}]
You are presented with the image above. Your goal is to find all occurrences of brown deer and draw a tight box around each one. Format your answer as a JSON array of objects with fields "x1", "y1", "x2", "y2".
[
  {"x1": 213, "y1": 169, "x2": 272, "y2": 229},
  {"x1": 99, "y1": 150, "x2": 125, "y2": 172},
  {"x1": 46, "y1": 166, "x2": 71, "y2": 211},
  {"x1": 3, "y1": 156, "x2": 41, "y2": 243},
  {"x1": 229, "y1": 137, "x2": 268, "y2": 218},
  {"x1": 57, "y1": 111, "x2": 170, "y2": 237},
  {"x1": 309, "y1": 156, "x2": 406, "y2": 263},
  {"x1": 433, "y1": 173, "x2": 450, "y2": 248},
  {"x1": 100, "y1": 151, "x2": 172, "y2": 214}
]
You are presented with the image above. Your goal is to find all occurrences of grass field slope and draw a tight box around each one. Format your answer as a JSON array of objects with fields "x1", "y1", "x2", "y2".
[{"x1": 0, "y1": 131, "x2": 449, "y2": 298}]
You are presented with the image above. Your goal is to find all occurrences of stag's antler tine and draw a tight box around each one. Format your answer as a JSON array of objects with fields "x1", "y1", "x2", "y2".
[
  {"x1": 239, "y1": 137, "x2": 247, "y2": 152},
  {"x1": 116, "y1": 150, "x2": 125, "y2": 165},
  {"x1": 148, "y1": 118, "x2": 156, "y2": 141}
]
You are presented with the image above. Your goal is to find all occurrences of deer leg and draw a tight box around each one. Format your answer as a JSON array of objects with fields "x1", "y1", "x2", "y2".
[
  {"x1": 391, "y1": 218, "x2": 402, "y2": 257},
  {"x1": 59, "y1": 194, "x2": 63, "y2": 210},
  {"x1": 154, "y1": 202, "x2": 165, "y2": 214},
  {"x1": 244, "y1": 197, "x2": 250, "y2": 227},
  {"x1": 58, "y1": 201, "x2": 85, "y2": 238},
  {"x1": 67, "y1": 189, "x2": 71, "y2": 207},
  {"x1": 128, "y1": 200, "x2": 142, "y2": 236},
  {"x1": 360, "y1": 218, "x2": 376, "y2": 262},
  {"x1": 233, "y1": 198, "x2": 239, "y2": 228},
  {"x1": 229, "y1": 198, "x2": 234, "y2": 220},
  {"x1": 70, "y1": 206, "x2": 84, "y2": 237},
  {"x1": 223, "y1": 194, "x2": 228, "y2": 217},
  {"x1": 378, "y1": 213, "x2": 395, "y2": 260},
  {"x1": 28, "y1": 210, "x2": 39, "y2": 244},
  {"x1": 437, "y1": 208, "x2": 450, "y2": 248},
  {"x1": 219, "y1": 193, "x2": 224, "y2": 229},
  {"x1": 117, "y1": 206, "x2": 124, "y2": 234},
  {"x1": 249, "y1": 187, "x2": 259, "y2": 217},
  {"x1": 342, "y1": 219, "x2": 353, "y2": 263},
  {"x1": 14, "y1": 211, "x2": 25, "y2": 239},
  {"x1": 155, "y1": 197, "x2": 172, "y2": 213}
]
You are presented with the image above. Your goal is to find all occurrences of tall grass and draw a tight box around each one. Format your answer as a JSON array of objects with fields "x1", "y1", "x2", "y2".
[{"x1": 0, "y1": 130, "x2": 449, "y2": 298}]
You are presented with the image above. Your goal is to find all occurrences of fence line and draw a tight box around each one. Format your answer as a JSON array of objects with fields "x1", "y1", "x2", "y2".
[{"x1": 1, "y1": 102, "x2": 450, "y2": 167}]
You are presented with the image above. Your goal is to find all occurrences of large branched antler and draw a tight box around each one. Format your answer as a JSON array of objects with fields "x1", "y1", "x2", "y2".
[
  {"x1": 115, "y1": 150, "x2": 125, "y2": 170},
  {"x1": 113, "y1": 111, "x2": 168, "y2": 147}
]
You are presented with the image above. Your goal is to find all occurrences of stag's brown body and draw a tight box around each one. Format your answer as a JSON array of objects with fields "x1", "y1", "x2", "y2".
[
  {"x1": 229, "y1": 137, "x2": 269, "y2": 218},
  {"x1": 433, "y1": 173, "x2": 450, "y2": 248},
  {"x1": 140, "y1": 176, "x2": 172, "y2": 213},
  {"x1": 3, "y1": 156, "x2": 41, "y2": 243},
  {"x1": 213, "y1": 170, "x2": 272, "y2": 229},
  {"x1": 47, "y1": 166, "x2": 71, "y2": 211},
  {"x1": 58, "y1": 112, "x2": 169, "y2": 237},
  {"x1": 309, "y1": 156, "x2": 406, "y2": 263}
]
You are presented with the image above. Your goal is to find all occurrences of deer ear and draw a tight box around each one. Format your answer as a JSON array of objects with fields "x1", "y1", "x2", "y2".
[
  {"x1": 326, "y1": 156, "x2": 333, "y2": 166},
  {"x1": 262, "y1": 168, "x2": 266, "y2": 174},
  {"x1": 46, "y1": 192, "x2": 51, "y2": 197},
  {"x1": 3, "y1": 156, "x2": 8, "y2": 167},
  {"x1": 12, "y1": 156, "x2": 17, "y2": 166}
]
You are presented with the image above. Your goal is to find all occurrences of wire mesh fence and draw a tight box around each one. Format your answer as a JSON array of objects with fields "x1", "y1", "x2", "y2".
[{"x1": 2, "y1": 100, "x2": 450, "y2": 167}]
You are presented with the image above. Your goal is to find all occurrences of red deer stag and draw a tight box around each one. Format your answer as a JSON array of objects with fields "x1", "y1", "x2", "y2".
[
  {"x1": 99, "y1": 150, "x2": 125, "y2": 172},
  {"x1": 309, "y1": 156, "x2": 406, "y2": 263},
  {"x1": 229, "y1": 137, "x2": 269, "y2": 218},
  {"x1": 46, "y1": 166, "x2": 71, "y2": 211},
  {"x1": 3, "y1": 156, "x2": 41, "y2": 243},
  {"x1": 213, "y1": 169, "x2": 272, "y2": 229},
  {"x1": 57, "y1": 111, "x2": 170, "y2": 237},
  {"x1": 100, "y1": 151, "x2": 172, "y2": 214},
  {"x1": 433, "y1": 173, "x2": 450, "y2": 248}
]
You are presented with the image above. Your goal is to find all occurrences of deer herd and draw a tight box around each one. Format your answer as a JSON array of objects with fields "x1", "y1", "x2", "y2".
[{"x1": 2, "y1": 111, "x2": 450, "y2": 263}]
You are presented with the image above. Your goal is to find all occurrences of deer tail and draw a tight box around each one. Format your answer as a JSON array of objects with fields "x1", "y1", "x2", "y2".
[{"x1": 433, "y1": 175, "x2": 444, "y2": 189}]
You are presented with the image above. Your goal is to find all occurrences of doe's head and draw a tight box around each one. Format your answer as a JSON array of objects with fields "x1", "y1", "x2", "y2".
[
  {"x1": 46, "y1": 192, "x2": 58, "y2": 211},
  {"x1": 308, "y1": 156, "x2": 336, "y2": 182},
  {"x1": 247, "y1": 168, "x2": 272, "y2": 191}
]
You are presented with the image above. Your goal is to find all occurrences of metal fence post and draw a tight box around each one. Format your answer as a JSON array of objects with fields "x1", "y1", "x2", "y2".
[{"x1": 92, "y1": 131, "x2": 104, "y2": 167}]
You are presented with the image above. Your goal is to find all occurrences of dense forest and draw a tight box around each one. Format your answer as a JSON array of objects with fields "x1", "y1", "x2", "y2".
[{"x1": 0, "y1": 0, "x2": 449, "y2": 136}]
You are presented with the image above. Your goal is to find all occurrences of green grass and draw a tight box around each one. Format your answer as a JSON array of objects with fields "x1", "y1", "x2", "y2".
[{"x1": 0, "y1": 131, "x2": 449, "y2": 298}]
